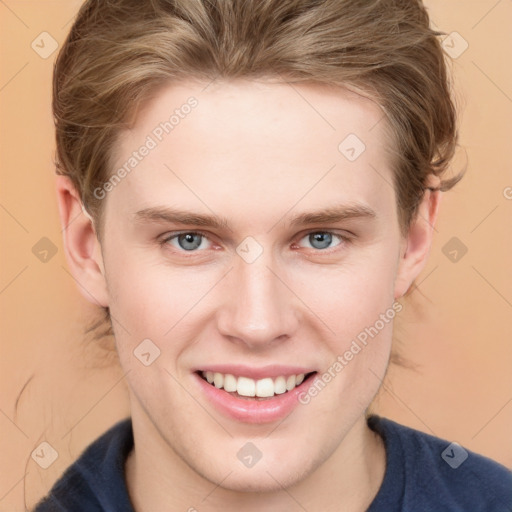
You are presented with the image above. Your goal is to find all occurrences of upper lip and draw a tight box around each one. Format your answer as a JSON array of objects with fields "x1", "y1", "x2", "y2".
[{"x1": 195, "y1": 364, "x2": 317, "y2": 380}]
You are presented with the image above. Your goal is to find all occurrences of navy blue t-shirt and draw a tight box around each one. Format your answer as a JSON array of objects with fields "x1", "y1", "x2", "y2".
[{"x1": 33, "y1": 415, "x2": 512, "y2": 511}]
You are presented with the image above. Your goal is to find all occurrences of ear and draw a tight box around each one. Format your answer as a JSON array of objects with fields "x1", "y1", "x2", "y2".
[
  {"x1": 55, "y1": 175, "x2": 109, "y2": 307},
  {"x1": 394, "y1": 178, "x2": 442, "y2": 299}
]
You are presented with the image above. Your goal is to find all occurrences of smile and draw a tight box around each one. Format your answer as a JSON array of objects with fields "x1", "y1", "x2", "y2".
[
  {"x1": 199, "y1": 371, "x2": 315, "y2": 399},
  {"x1": 193, "y1": 367, "x2": 318, "y2": 423}
]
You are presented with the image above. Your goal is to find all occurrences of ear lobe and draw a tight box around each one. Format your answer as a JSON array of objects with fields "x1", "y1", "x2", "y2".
[
  {"x1": 394, "y1": 186, "x2": 442, "y2": 299},
  {"x1": 55, "y1": 175, "x2": 109, "y2": 307}
]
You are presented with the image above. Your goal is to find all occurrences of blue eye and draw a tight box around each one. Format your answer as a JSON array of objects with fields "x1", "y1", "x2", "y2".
[
  {"x1": 162, "y1": 232, "x2": 211, "y2": 251},
  {"x1": 160, "y1": 230, "x2": 348, "y2": 255},
  {"x1": 298, "y1": 231, "x2": 345, "y2": 250}
]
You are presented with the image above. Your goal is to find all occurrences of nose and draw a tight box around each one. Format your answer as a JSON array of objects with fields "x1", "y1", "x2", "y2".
[{"x1": 216, "y1": 251, "x2": 299, "y2": 350}]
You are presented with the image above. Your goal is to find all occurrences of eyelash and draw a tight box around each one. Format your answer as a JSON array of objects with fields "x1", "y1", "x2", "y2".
[{"x1": 159, "y1": 230, "x2": 352, "y2": 255}]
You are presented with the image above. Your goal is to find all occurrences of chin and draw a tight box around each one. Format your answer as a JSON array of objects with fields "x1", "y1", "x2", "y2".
[
  {"x1": 196, "y1": 456, "x2": 315, "y2": 494},
  {"x1": 217, "y1": 471, "x2": 302, "y2": 494}
]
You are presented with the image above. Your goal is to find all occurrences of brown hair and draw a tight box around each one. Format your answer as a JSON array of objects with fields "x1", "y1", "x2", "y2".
[{"x1": 53, "y1": 0, "x2": 464, "y2": 344}]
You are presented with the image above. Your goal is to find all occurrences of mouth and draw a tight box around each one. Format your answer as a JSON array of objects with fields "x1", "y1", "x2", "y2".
[
  {"x1": 192, "y1": 364, "x2": 319, "y2": 423},
  {"x1": 196, "y1": 370, "x2": 318, "y2": 400}
]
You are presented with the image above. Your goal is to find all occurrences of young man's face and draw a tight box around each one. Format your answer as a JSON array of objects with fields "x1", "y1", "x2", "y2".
[{"x1": 62, "y1": 78, "x2": 437, "y2": 495}]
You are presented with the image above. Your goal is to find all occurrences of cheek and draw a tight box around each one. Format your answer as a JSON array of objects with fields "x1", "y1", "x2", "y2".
[
  {"x1": 291, "y1": 247, "x2": 398, "y2": 339},
  {"x1": 289, "y1": 246, "x2": 398, "y2": 395},
  {"x1": 104, "y1": 245, "x2": 204, "y2": 333}
]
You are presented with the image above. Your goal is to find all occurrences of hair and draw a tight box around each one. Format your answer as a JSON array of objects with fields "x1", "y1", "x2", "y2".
[{"x1": 52, "y1": 0, "x2": 464, "y2": 347}]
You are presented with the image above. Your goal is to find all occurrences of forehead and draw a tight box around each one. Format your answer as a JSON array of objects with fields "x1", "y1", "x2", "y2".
[
  {"x1": 125, "y1": 78, "x2": 389, "y2": 153},
  {"x1": 107, "y1": 79, "x2": 396, "y2": 226}
]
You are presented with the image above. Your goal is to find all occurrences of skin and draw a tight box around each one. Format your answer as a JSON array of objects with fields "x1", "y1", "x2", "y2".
[{"x1": 56, "y1": 78, "x2": 441, "y2": 511}]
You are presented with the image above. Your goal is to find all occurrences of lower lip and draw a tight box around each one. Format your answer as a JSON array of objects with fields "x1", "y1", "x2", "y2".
[{"x1": 193, "y1": 372, "x2": 316, "y2": 424}]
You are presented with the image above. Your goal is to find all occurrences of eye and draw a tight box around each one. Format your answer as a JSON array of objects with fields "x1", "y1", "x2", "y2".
[
  {"x1": 161, "y1": 231, "x2": 213, "y2": 252},
  {"x1": 159, "y1": 229, "x2": 350, "y2": 255},
  {"x1": 295, "y1": 231, "x2": 347, "y2": 251}
]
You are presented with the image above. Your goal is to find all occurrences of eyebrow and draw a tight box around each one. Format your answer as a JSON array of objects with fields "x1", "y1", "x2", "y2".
[
  {"x1": 287, "y1": 203, "x2": 376, "y2": 227},
  {"x1": 133, "y1": 203, "x2": 377, "y2": 230}
]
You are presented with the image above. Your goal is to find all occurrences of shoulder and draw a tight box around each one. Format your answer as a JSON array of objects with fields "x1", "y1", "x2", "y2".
[
  {"x1": 367, "y1": 415, "x2": 512, "y2": 512},
  {"x1": 32, "y1": 417, "x2": 135, "y2": 512}
]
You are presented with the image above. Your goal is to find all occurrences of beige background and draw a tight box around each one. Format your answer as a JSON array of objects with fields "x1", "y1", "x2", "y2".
[{"x1": 1, "y1": 1, "x2": 511, "y2": 510}]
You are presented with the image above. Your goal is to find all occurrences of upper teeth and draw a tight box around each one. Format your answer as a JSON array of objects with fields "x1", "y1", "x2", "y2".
[{"x1": 202, "y1": 371, "x2": 306, "y2": 397}]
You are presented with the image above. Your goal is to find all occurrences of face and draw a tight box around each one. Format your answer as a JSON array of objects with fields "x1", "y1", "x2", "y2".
[{"x1": 84, "y1": 79, "x2": 417, "y2": 491}]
